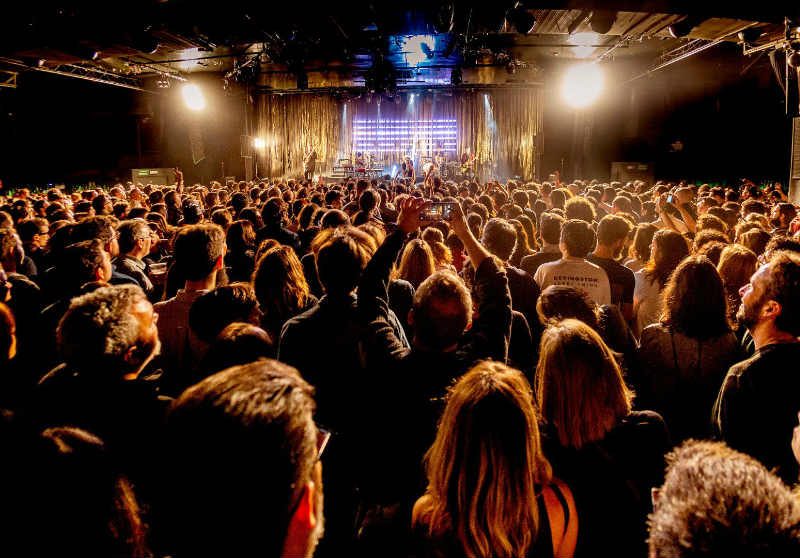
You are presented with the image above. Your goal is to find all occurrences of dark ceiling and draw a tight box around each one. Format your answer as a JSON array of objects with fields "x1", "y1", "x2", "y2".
[{"x1": 0, "y1": 1, "x2": 798, "y2": 92}]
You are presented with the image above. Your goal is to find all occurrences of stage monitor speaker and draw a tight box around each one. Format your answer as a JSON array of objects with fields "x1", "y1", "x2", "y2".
[
  {"x1": 131, "y1": 168, "x2": 176, "y2": 186},
  {"x1": 789, "y1": 117, "x2": 800, "y2": 204},
  {"x1": 610, "y1": 161, "x2": 654, "y2": 184}
]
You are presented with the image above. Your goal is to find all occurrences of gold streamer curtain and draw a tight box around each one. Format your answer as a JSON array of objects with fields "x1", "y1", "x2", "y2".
[{"x1": 256, "y1": 87, "x2": 543, "y2": 179}]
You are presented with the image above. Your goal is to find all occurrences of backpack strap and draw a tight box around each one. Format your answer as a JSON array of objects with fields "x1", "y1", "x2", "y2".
[{"x1": 542, "y1": 479, "x2": 578, "y2": 558}]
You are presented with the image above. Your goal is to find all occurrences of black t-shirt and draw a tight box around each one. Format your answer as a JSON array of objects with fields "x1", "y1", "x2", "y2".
[
  {"x1": 586, "y1": 254, "x2": 635, "y2": 307},
  {"x1": 714, "y1": 341, "x2": 800, "y2": 485},
  {"x1": 520, "y1": 250, "x2": 562, "y2": 277}
]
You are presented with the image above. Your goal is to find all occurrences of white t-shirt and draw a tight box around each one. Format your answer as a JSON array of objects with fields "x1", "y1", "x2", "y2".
[
  {"x1": 534, "y1": 257, "x2": 611, "y2": 306},
  {"x1": 633, "y1": 270, "x2": 663, "y2": 337}
]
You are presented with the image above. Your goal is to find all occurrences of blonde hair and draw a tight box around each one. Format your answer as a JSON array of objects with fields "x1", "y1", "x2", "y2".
[
  {"x1": 416, "y1": 361, "x2": 552, "y2": 558},
  {"x1": 422, "y1": 227, "x2": 453, "y2": 270},
  {"x1": 536, "y1": 319, "x2": 633, "y2": 448},
  {"x1": 396, "y1": 239, "x2": 436, "y2": 289}
]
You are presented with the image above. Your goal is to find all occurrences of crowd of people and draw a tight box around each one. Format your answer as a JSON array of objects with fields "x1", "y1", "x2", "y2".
[{"x1": 1, "y1": 170, "x2": 800, "y2": 557}]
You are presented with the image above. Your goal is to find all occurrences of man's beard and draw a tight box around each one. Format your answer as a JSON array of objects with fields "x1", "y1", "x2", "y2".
[{"x1": 736, "y1": 296, "x2": 763, "y2": 331}]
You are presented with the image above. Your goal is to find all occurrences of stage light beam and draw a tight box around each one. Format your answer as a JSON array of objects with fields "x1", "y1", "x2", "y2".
[
  {"x1": 561, "y1": 63, "x2": 604, "y2": 109},
  {"x1": 182, "y1": 84, "x2": 206, "y2": 111},
  {"x1": 253, "y1": 137, "x2": 267, "y2": 149}
]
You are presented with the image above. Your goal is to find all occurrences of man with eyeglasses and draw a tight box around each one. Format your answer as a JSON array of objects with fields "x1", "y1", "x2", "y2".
[{"x1": 161, "y1": 360, "x2": 325, "y2": 558}]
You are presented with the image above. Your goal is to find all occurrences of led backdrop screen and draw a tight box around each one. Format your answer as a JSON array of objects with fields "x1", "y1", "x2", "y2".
[{"x1": 352, "y1": 118, "x2": 458, "y2": 155}]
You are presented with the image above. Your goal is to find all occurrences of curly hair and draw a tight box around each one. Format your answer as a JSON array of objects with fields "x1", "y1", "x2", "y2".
[{"x1": 649, "y1": 440, "x2": 800, "y2": 558}]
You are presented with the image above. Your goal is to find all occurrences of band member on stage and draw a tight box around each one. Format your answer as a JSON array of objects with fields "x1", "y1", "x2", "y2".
[
  {"x1": 355, "y1": 151, "x2": 367, "y2": 174},
  {"x1": 401, "y1": 155, "x2": 415, "y2": 181},
  {"x1": 434, "y1": 149, "x2": 446, "y2": 167},
  {"x1": 303, "y1": 145, "x2": 317, "y2": 181}
]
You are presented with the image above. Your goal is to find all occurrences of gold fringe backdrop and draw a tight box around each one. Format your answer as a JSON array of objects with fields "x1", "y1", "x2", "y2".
[{"x1": 256, "y1": 87, "x2": 543, "y2": 179}]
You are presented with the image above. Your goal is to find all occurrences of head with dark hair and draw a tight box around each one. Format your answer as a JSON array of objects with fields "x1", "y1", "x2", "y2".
[
  {"x1": 536, "y1": 285, "x2": 599, "y2": 330},
  {"x1": 481, "y1": 218, "x2": 517, "y2": 262},
  {"x1": 738, "y1": 251, "x2": 800, "y2": 336},
  {"x1": 739, "y1": 229, "x2": 771, "y2": 256},
  {"x1": 596, "y1": 214, "x2": 632, "y2": 254},
  {"x1": 173, "y1": 224, "x2": 226, "y2": 282},
  {"x1": 649, "y1": 440, "x2": 800, "y2": 558},
  {"x1": 261, "y1": 197, "x2": 287, "y2": 227},
  {"x1": 312, "y1": 226, "x2": 374, "y2": 296},
  {"x1": 226, "y1": 220, "x2": 256, "y2": 256},
  {"x1": 661, "y1": 256, "x2": 730, "y2": 339},
  {"x1": 320, "y1": 209, "x2": 349, "y2": 229},
  {"x1": 116, "y1": 219, "x2": 152, "y2": 257},
  {"x1": 412, "y1": 270, "x2": 472, "y2": 351},
  {"x1": 764, "y1": 235, "x2": 800, "y2": 261},
  {"x1": 57, "y1": 284, "x2": 158, "y2": 377},
  {"x1": 59, "y1": 239, "x2": 111, "y2": 289},
  {"x1": 200, "y1": 322, "x2": 274, "y2": 377},
  {"x1": 627, "y1": 223, "x2": 656, "y2": 264},
  {"x1": 189, "y1": 283, "x2": 260, "y2": 343},
  {"x1": 559, "y1": 219, "x2": 596, "y2": 258},
  {"x1": 71, "y1": 215, "x2": 118, "y2": 256},
  {"x1": 564, "y1": 197, "x2": 596, "y2": 223},
  {"x1": 163, "y1": 360, "x2": 323, "y2": 558},
  {"x1": 253, "y1": 245, "x2": 311, "y2": 338},
  {"x1": 717, "y1": 244, "x2": 757, "y2": 325},
  {"x1": 646, "y1": 230, "x2": 690, "y2": 288},
  {"x1": 539, "y1": 212, "x2": 565, "y2": 246}
]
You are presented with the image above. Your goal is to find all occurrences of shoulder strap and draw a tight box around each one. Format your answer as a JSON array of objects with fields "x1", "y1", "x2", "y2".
[{"x1": 542, "y1": 479, "x2": 578, "y2": 558}]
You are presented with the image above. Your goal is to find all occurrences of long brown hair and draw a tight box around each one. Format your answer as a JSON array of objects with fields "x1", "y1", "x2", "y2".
[
  {"x1": 396, "y1": 239, "x2": 436, "y2": 289},
  {"x1": 645, "y1": 229, "x2": 690, "y2": 288},
  {"x1": 661, "y1": 255, "x2": 731, "y2": 339},
  {"x1": 252, "y1": 245, "x2": 310, "y2": 337},
  {"x1": 717, "y1": 244, "x2": 758, "y2": 325},
  {"x1": 536, "y1": 319, "x2": 633, "y2": 448},
  {"x1": 417, "y1": 361, "x2": 552, "y2": 558}
]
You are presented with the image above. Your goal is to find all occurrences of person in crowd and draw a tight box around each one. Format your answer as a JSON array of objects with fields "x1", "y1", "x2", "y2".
[
  {"x1": 481, "y1": 217, "x2": 540, "y2": 337},
  {"x1": 69, "y1": 216, "x2": 139, "y2": 287},
  {"x1": 716, "y1": 244, "x2": 758, "y2": 335},
  {"x1": 257, "y1": 197, "x2": 301, "y2": 253},
  {"x1": 114, "y1": 219, "x2": 156, "y2": 298},
  {"x1": 396, "y1": 239, "x2": 436, "y2": 290},
  {"x1": 154, "y1": 223, "x2": 226, "y2": 395},
  {"x1": 534, "y1": 219, "x2": 611, "y2": 306},
  {"x1": 254, "y1": 244, "x2": 318, "y2": 343},
  {"x1": 188, "y1": 282, "x2": 260, "y2": 345},
  {"x1": 536, "y1": 318, "x2": 668, "y2": 558},
  {"x1": 633, "y1": 229, "x2": 689, "y2": 337},
  {"x1": 8, "y1": 427, "x2": 148, "y2": 558},
  {"x1": 356, "y1": 198, "x2": 512, "y2": 542},
  {"x1": 648, "y1": 441, "x2": 800, "y2": 558},
  {"x1": 34, "y1": 285, "x2": 166, "y2": 492},
  {"x1": 225, "y1": 219, "x2": 257, "y2": 283},
  {"x1": 520, "y1": 212, "x2": 564, "y2": 276},
  {"x1": 16, "y1": 217, "x2": 49, "y2": 272},
  {"x1": 770, "y1": 202, "x2": 797, "y2": 236},
  {"x1": 587, "y1": 215, "x2": 635, "y2": 321},
  {"x1": 199, "y1": 322, "x2": 274, "y2": 376},
  {"x1": 636, "y1": 256, "x2": 740, "y2": 442},
  {"x1": 160, "y1": 361, "x2": 324, "y2": 558},
  {"x1": 412, "y1": 361, "x2": 577, "y2": 558},
  {"x1": 713, "y1": 251, "x2": 800, "y2": 484}
]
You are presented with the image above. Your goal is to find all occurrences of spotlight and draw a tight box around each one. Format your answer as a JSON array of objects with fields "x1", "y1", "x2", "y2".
[
  {"x1": 132, "y1": 31, "x2": 160, "y2": 55},
  {"x1": 181, "y1": 83, "x2": 206, "y2": 111},
  {"x1": 253, "y1": 137, "x2": 267, "y2": 149},
  {"x1": 789, "y1": 51, "x2": 800, "y2": 68},
  {"x1": 589, "y1": 10, "x2": 616, "y2": 35},
  {"x1": 561, "y1": 63, "x2": 604, "y2": 109},
  {"x1": 156, "y1": 77, "x2": 170, "y2": 89},
  {"x1": 505, "y1": 3, "x2": 536, "y2": 35},
  {"x1": 405, "y1": 35, "x2": 436, "y2": 66}
]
